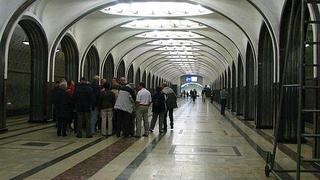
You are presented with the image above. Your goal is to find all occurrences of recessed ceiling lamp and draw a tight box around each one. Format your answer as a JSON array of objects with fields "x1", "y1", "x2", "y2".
[
  {"x1": 166, "y1": 55, "x2": 198, "y2": 59},
  {"x1": 101, "y1": 2, "x2": 212, "y2": 17},
  {"x1": 168, "y1": 59, "x2": 197, "y2": 62},
  {"x1": 162, "y1": 51, "x2": 200, "y2": 55},
  {"x1": 156, "y1": 46, "x2": 200, "y2": 51},
  {"x1": 171, "y1": 62, "x2": 196, "y2": 64},
  {"x1": 136, "y1": 31, "x2": 204, "y2": 39},
  {"x1": 122, "y1": 20, "x2": 206, "y2": 30},
  {"x1": 22, "y1": 41, "x2": 30, "y2": 45},
  {"x1": 148, "y1": 40, "x2": 201, "y2": 46}
]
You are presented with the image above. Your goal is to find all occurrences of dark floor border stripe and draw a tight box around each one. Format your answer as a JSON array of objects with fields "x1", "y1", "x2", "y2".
[
  {"x1": 7, "y1": 121, "x2": 29, "y2": 127},
  {"x1": 8, "y1": 123, "x2": 52, "y2": 132},
  {"x1": 116, "y1": 134, "x2": 165, "y2": 180},
  {"x1": 53, "y1": 138, "x2": 137, "y2": 180},
  {"x1": 0, "y1": 124, "x2": 55, "y2": 140},
  {"x1": 10, "y1": 137, "x2": 105, "y2": 180},
  {"x1": 210, "y1": 103, "x2": 292, "y2": 180}
]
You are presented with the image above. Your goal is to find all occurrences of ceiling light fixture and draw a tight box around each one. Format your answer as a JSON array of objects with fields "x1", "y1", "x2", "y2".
[
  {"x1": 148, "y1": 39, "x2": 201, "y2": 46},
  {"x1": 22, "y1": 35, "x2": 29, "y2": 45},
  {"x1": 156, "y1": 46, "x2": 200, "y2": 51},
  {"x1": 122, "y1": 19, "x2": 206, "y2": 30},
  {"x1": 101, "y1": 2, "x2": 212, "y2": 17},
  {"x1": 162, "y1": 51, "x2": 200, "y2": 55},
  {"x1": 136, "y1": 31, "x2": 204, "y2": 39}
]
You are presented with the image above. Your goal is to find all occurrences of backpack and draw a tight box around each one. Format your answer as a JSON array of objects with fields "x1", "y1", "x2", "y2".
[{"x1": 153, "y1": 96, "x2": 160, "y2": 108}]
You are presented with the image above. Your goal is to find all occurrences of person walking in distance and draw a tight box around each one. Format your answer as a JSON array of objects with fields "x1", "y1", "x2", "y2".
[
  {"x1": 149, "y1": 86, "x2": 166, "y2": 134},
  {"x1": 135, "y1": 82, "x2": 152, "y2": 137},
  {"x1": 201, "y1": 89, "x2": 206, "y2": 102},
  {"x1": 220, "y1": 88, "x2": 228, "y2": 115},
  {"x1": 74, "y1": 77, "x2": 94, "y2": 138},
  {"x1": 162, "y1": 83, "x2": 178, "y2": 130}
]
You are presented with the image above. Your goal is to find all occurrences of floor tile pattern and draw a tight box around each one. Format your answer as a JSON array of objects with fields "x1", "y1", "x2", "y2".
[
  {"x1": 2, "y1": 99, "x2": 318, "y2": 179},
  {"x1": 53, "y1": 138, "x2": 137, "y2": 180}
]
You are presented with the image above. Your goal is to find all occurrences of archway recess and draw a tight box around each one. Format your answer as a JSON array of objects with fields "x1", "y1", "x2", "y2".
[
  {"x1": 18, "y1": 18, "x2": 49, "y2": 122},
  {"x1": 83, "y1": 45, "x2": 99, "y2": 81}
]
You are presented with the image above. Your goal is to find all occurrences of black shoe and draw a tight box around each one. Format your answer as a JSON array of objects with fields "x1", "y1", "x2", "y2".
[
  {"x1": 159, "y1": 130, "x2": 164, "y2": 133},
  {"x1": 76, "y1": 135, "x2": 82, "y2": 138},
  {"x1": 170, "y1": 126, "x2": 174, "y2": 129},
  {"x1": 86, "y1": 135, "x2": 93, "y2": 138},
  {"x1": 134, "y1": 135, "x2": 141, "y2": 138},
  {"x1": 142, "y1": 134, "x2": 148, "y2": 137},
  {"x1": 62, "y1": 134, "x2": 67, "y2": 137},
  {"x1": 149, "y1": 129, "x2": 154, "y2": 133},
  {"x1": 57, "y1": 134, "x2": 61, "y2": 136}
]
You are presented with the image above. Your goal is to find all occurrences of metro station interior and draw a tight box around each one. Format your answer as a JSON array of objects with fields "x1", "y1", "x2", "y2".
[{"x1": 0, "y1": 0, "x2": 320, "y2": 179}]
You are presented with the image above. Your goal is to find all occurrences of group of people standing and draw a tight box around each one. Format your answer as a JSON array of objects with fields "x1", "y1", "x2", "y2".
[{"x1": 51, "y1": 76, "x2": 178, "y2": 138}]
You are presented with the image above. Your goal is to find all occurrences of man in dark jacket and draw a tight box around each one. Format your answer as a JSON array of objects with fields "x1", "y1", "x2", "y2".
[
  {"x1": 55, "y1": 82, "x2": 73, "y2": 136},
  {"x1": 149, "y1": 86, "x2": 166, "y2": 133},
  {"x1": 74, "y1": 77, "x2": 94, "y2": 138},
  {"x1": 162, "y1": 83, "x2": 178, "y2": 130}
]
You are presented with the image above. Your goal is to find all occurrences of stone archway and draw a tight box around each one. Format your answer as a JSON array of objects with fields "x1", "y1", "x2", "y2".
[
  {"x1": 256, "y1": 23, "x2": 274, "y2": 129},
  {"x1": 7, "y1": 18, "x2": 49, "y2": 123},
  {"x1": 117, "y1": 60, "x2": 125, "y2": 78},
  {"x1": 104, "y1": 53, "x2": 114, "y2": 81},
  {"x1": 237, "y1": 55, "x2": 244, "y2": 115},
  {"x1": 135, "y1": 68, "x2": 141, "y2": 85},
  {"x1": 245, "y1": 43, "x2": 255, "y2": 120},
  {"x1": 127, "y1": 65, "x2": 134, "y2": 83},
  {"x1": 83, "y1": 45, "x2": 99, "y2": 81}
]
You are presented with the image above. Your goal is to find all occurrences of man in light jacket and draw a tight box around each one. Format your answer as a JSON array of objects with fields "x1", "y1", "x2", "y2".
[
  {"x1": 114, "y1": 78, "x2": 136, "y2": 137},
  {"x1": 162, "y1": 83, "x2": 178, "y2": 130}
]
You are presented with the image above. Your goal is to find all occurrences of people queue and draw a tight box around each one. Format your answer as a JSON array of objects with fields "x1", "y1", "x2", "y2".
[{"x1": 51, "y1": 76, "x2": 178, "y2": 138}]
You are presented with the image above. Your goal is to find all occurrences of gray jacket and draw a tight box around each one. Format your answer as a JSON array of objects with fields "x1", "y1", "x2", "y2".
[{"x1": 162, "y1": 87, "x2": 178, "y2": 109}]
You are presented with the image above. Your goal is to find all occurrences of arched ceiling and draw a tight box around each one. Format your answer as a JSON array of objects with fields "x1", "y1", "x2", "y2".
[{"x1": 0, "y1": 0, "x2": 287, "y2": 84}]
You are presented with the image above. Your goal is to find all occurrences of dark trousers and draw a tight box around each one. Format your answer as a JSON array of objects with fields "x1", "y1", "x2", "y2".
[
  {"x1": 77, "y1": 112, "x2": 91, "y2": 137},
  {"x1": 116, "y1": 110, "x2": 132, "y2": 137},
  {"x1": 73, "y1": 112, "x2": 77, "y2": 133},
  {"x1": 57, "y1": 117, "x2": 67, "y2": 136},
  {"x1": 220, "y1": 99, "x2": 226, "y2": 115},
  {"x1": 112, "y1": 109, "x2": 117, "y2": 133},
  {"x1": 130, "y1": 112, "x2": 135, "y2": 136},
  {"x1": 164, "y1": 108, "x2": 174, "y2": 129}
]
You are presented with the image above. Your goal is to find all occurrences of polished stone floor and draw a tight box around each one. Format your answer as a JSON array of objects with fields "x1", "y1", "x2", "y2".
[{"x1": 0, "y1": 99, "x2": 318, "y2": 179}]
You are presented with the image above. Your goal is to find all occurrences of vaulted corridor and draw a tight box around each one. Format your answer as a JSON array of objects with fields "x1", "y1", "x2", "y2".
[
  {"x1": 0, "y1": 99, "x2": 317, "y2": 179},
  {"x1": 1, "y1": 1, "x2": 320, "y2": 179}
]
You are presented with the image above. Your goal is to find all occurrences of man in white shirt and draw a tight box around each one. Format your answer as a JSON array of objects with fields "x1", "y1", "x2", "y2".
[{"x1": 135, "y1": 82, "x2": 152, "y2": 137}]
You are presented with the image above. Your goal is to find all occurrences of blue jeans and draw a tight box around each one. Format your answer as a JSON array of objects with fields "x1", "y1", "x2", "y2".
[{"x1": 91, "y1": 107, "x2": 99, "y2": 133}]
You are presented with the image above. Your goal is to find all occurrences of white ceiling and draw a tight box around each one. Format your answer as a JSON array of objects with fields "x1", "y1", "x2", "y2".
[{"x1": 0, "y1": 0, "x2": 287, "y2": 85}]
